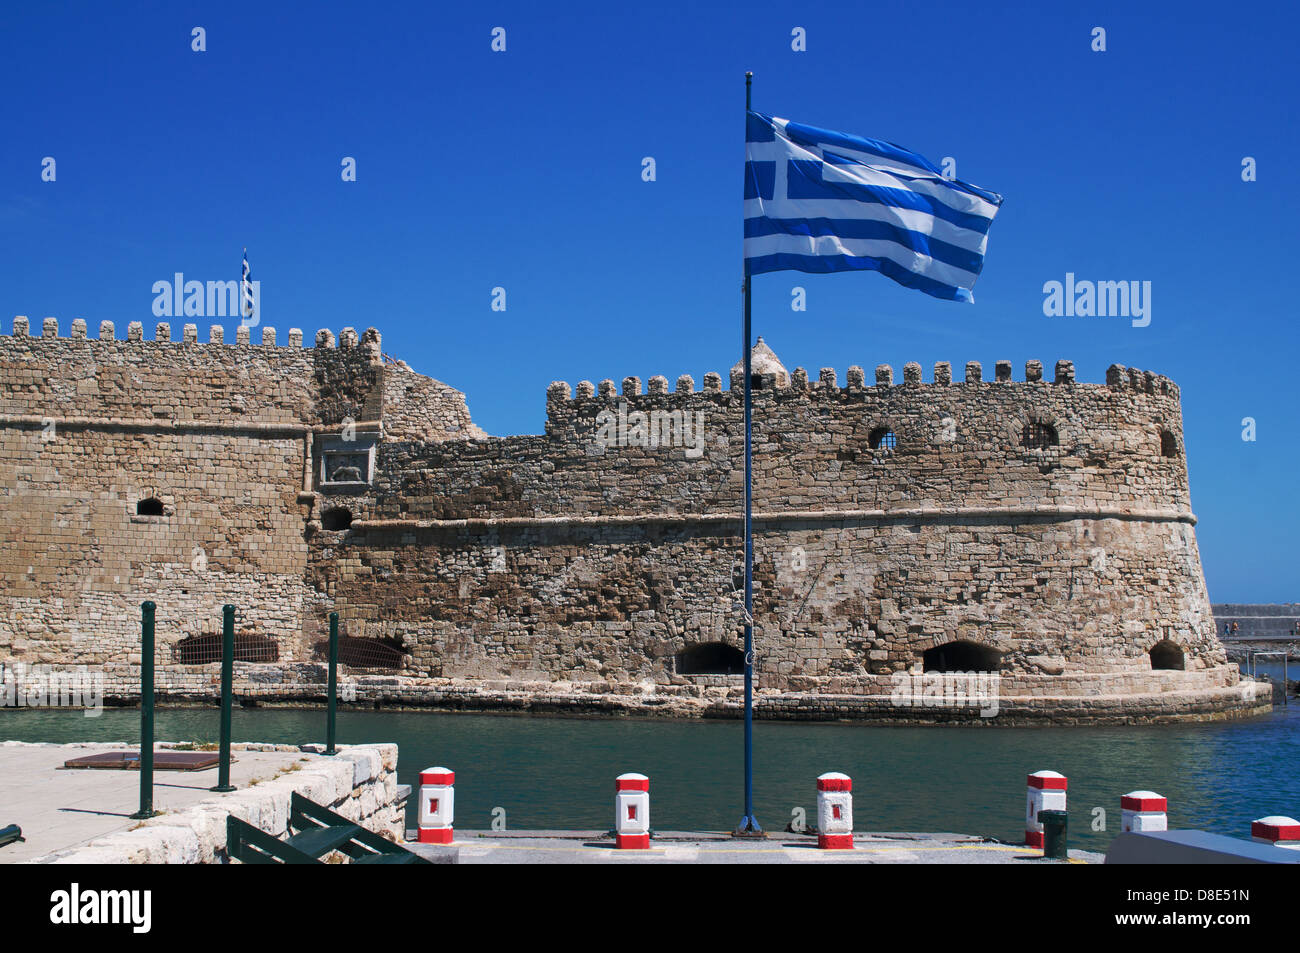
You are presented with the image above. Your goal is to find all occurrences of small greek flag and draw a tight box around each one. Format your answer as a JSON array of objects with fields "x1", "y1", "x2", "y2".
[
  {"x1": 241, "y1": 248, "x2": 255, "y2": 320},
  {"x1": 744, "y1": 112, "x2": 1002, "y2": 302}
]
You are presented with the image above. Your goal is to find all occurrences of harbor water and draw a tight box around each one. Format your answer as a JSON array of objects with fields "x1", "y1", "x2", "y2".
[{"x1": 3, "y1": 701, "x2": 1297, "y2": 853}]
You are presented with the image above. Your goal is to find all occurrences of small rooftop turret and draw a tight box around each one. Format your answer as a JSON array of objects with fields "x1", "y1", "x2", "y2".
[{"x1": 730, "y1": 336, "x2": 790, "y2": 389}]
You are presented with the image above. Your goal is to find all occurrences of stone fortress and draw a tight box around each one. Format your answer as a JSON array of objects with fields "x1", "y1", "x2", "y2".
[{"x1": 0, "y1": 316, "x2": 1270, "y2": 722}]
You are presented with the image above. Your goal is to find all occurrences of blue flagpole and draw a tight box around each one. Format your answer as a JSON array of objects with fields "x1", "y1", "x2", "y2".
[{"x1": 736, "y1": 70, "x2": 762, "y2": 836}]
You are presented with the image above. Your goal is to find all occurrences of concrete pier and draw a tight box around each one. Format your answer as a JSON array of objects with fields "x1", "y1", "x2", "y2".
[
  {"x1": 0, "y1": 741, "x2": 405, "y2": 864},
  {"x1": 407, "y1": 830, "x2": 1102, "y2": 864}
]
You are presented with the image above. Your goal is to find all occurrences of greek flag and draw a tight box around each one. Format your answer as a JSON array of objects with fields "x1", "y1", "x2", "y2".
[
  {"x1": 241, "y1": 248, "x2": 255, "y2": 320},
  {"x1": 744, "y1": 112, "x2": 1002, "y2": 302}
]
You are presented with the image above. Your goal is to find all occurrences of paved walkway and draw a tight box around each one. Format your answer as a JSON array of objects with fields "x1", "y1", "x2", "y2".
[
  {"x1": 412, "y1": 831, "x2": 1102, "y2": 864},
  {"x1": 0, "y1": 742, "x2": 321, "y2": 864}
]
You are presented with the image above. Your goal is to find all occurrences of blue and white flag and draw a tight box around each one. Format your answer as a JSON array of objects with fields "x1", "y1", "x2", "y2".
[
  {"x1": 744, "y1": 112, "x2": 1002, "y2": 302},
  {"x1": 241, "y1": 248, "x2": 255, "y2": 320}
]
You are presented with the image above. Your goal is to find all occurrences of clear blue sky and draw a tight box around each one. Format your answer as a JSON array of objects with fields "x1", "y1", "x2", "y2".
[{"x1": 2, "y1": 1, "x2": 1295, "y2": 602}]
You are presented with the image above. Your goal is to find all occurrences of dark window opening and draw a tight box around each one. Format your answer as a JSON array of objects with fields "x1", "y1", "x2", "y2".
[
  {"x1": 1160, "y1": 430, "x2": 1178, "y2": 458},
  {"x1": 136, "y1": 497, "x2": 164, "y2": 516},
  {"x1": 750, "y1": 375, "x2": 763, "y2": 391},
  {"x1": 322, "y1": 507, "x2": 353, "y2": 531},
  {"x1": 1021, "y1": 421, "x2": 1059, "y2": 450},
  {"x1": 677, "y1": 642, "x2": 745, "y2": 675},
  {"x1": 314, "y1": 636, "x2": 407, "y2": 671},
  {"x1": 174, "y1": 631, "x2": 279, "y2": 665},
  {"x1": 869, "y1": 427, "x2": 897, "y2": 454},
  {"x1": 1150, "y1": 640, "x2": 1184, "y2": 671},
  {"x1": 922, "y1": 640, "x2": 1002, "y2": 672}
]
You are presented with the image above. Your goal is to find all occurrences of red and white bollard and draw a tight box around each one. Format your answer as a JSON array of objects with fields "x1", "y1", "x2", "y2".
[
  {"x1": 1025, "y1": 770, "x2": 1067, "y2": 848},
  {"x1": 816, "y1": 772, "x2": 854, "y2": 849},
  {"x1": 1251, "y1": 815, "x2": 1300, "y2": 850},
  {"x1": 615, "y1": 773, "x2": 650, "y2": 849},
  {"x1": 1120, "y1": 791, "x2": 1167, "y2": 833},
  {"x1": 417, "y1": 766, "x2": 454, "y2": 844}
]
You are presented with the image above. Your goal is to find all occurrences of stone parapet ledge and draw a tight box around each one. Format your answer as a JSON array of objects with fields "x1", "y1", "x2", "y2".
[
  {"x1": 0, "y1": 413, "x2": 382, "y2": 436},
  {"x1": 81, "y1": 661, "x2": 1257, "y2": 705},
  {"x1": 349, "y1": 504, "x2": 1199, "y2": 531},
  {"x1": 70, "y1": 665, "x2": 1267, "y2": 726},
  {"x1": 27, "y1": 742, "x2": 401, "y2": 864}
]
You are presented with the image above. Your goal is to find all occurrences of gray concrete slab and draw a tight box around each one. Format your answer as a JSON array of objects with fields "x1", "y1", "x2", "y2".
[
  {"x1": 0, "y1": 742, "x2": 325, "y2": 864},
  {"x1": 411, "y1": 830, "x2": 1102, "y2": 864}
]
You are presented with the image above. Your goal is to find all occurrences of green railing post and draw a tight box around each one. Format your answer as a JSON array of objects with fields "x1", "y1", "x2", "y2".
[
  {"x1": 211, "y1": 604, "x2": 236, "y2": 792},
  {"x1": 132, "y1": 601, "x2": 158, "y2": 819},
  {"x1": 325, "y1": 612, "x2": 339, "y2": 755}
]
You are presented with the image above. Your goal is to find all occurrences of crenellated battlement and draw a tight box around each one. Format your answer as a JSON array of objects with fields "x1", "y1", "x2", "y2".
[
  {"x1": 0, "y1": 318, "x2": 484, "y2": 441},
  {"x1": 1106, "y1": 363, "x2": 1180, "y2": 398},
  {"x1": 3, "y1": 315, "x2": 382, "y2": 354},
  {"x1": 546, "y1": 357, "x2": 1179, "y2": 409}
]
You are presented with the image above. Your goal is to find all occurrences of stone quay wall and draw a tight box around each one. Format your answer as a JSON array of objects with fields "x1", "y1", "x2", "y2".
[
  {"x1": 1212, "y1": 604, "x2": 1300, "y2": 642},
  {"x1": 0, "y1": 316, "x2": 1264, "y2": 722}
]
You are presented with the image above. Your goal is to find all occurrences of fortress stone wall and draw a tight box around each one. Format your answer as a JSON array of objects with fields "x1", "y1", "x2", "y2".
[
  {"x1": 0, "y1": 318, "x2": 1269, "y2": 723},
  {"x1": 0, "y1": 319, "x2": 477, "y2": 679}
]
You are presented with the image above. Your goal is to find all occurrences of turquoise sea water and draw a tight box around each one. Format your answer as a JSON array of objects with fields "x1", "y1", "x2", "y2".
[{"x1": 3, "y1": 704, "x2": 1296, "y2": 853}]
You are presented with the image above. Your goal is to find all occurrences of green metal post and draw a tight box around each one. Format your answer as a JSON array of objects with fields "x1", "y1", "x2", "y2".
[
  {"x1": 132, "y1": 601, "x2": 158, "y2": 819},
  {"x1": 212, "y1": 604, "x2": 236, "y2": 791},
  {"x1": 325, "y1": 612, "x2": 338, "y2": 755}
]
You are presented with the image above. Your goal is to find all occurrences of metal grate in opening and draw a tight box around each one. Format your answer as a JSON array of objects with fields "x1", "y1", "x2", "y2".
[
  {"x1": 868, "y1": 427, "x2": 897, "y2": 453},
  {"x1": 173, "y1": 631, "x2": 280, "y2": 665},
  {"x1": 1020, "y1": 421, "x2": 1058, "y2": 450}
]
